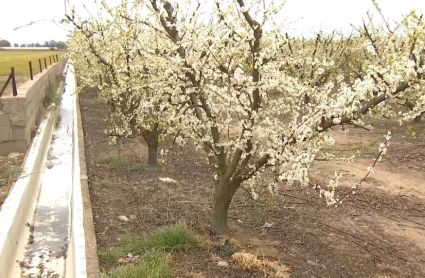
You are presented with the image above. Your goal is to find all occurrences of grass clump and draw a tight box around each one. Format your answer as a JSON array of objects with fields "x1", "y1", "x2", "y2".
[
  {"x1": 130, "y1": 164, "x2": 146, "y2": 173},
  {"x1": 43, "y1": 80, "x2": 59, "y2": 107},
  {"x1": 99, "y1": 156, "x2": 126, "y2": 167},
  {"x1": 103, "y1": 253, "x2": 172, "y2": 278},
  {"x1": 99, "y1": 247, "x2": 125, "y2": 268},
  {"x1": 99, "y1": 222, "x2": 196, "y2": 275},
  {"x1": 99, "y1": 180, "x2": 114, "y2": 189},
  {"x1": 0, "y1": 166, "x2": 23, "y2": 186},
  {"x1": 120, "y1": 222, "x2": 196, "y2": 254}
]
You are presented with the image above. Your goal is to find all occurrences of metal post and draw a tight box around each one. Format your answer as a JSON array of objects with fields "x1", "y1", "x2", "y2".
[
  {"x1": 39, "y1": 59, "x2": 42, "y2": 73},
  {"x1": 49, "y1": 56, "x2": 52, "y2": 65},
  {"x1": 29, "y1": 61, "x2": 33, "y2": 80},
  {"x1": 11, "y1": 67, "x2": 17, "y2": 96},
  {"x1": 44, "y1": 58, "x2": 47, "y2": 69}
]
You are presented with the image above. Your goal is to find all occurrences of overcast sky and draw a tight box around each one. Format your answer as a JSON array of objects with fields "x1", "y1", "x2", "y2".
[{"x1": 0, "y1": 0, "x2": 424, "y2": 44}]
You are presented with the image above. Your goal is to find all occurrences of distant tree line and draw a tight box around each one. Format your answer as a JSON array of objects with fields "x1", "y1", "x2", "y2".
[{"x1": 0, "y1": 39, "x2": 67, "y2": 49}]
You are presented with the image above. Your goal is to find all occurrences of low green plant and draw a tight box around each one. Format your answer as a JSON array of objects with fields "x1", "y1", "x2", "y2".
[
  {"x1": 130, "y1": 164, "x2": 146, "y2": 173},
  {"x1": 99, "y1": 222, "x2": 196, "y2": 274},
  {"x1": 43, "y1": 80, "x2": 59, "y2": 107},
  {"x1": 99, "y1": 156, "x2": 126, "y2": 167},
  {"x1": 120, "y1": 222, "x2": 196, "y2": 254},
  {"x1": 0, "y1": 166, "x2": 23, "y2": 186},
  {"x1": 99, "y1": 180, "x2": 114, "y2": 189},
  {"x1": 55, "y1": 114, "x2": 62, "y2": 129},
  {"x1": 103, "y1": 253, "x2": 172, "y2": 278},
  {"x1": 98, "y1": 247, "x2": 125, "y2": 268}
]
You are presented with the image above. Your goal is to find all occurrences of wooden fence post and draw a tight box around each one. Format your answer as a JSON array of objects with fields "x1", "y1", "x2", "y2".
[
  {"x1": 29, "y1": 61, "x2": 33, "y2": 80},
  {"x1": 11, "y1": 67, "x2": 17, "y2": 96}
]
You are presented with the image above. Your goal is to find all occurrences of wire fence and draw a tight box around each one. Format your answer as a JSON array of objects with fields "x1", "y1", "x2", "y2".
[{"x1": 0, "y1": 54, "x2": 60, "y2": 98}]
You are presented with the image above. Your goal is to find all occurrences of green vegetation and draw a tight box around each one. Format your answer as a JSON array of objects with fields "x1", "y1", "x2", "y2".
[
  {"x1": 99, "y1": 180, "x2": 114, "y2": 189},
  {"x1": 43, "y1": 80, "x2": 59, "y2": 107},
  {"x1": 0, "y1": 50, "x2": 67, "y2": 76},
  {"x1": 99, "y1": 222, "x2": 196, "y2": 276},
  {"x1": 130, "y1": 164, "x2": 146, "y2": 173},
  {"x1": 120, "y1": 222, "x2": 196, "y2": 253},
  {"x1": 102, "y1": 253, "x2": 172, "y2": 278},
  {"x1": 0, "y1": 166, "x2": 22, "y2": 186},
  {"x1": 99, "y1": 156, "x2": 127, "y2": 167}
]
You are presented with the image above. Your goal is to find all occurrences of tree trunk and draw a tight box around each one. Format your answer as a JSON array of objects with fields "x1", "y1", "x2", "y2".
[
  {"x1": 413, "y1": 113, "x2": 422, "y2": 123},
  {"x1": 212, "y1": 178, "x2": 239, "y2": 234},
  {"x1": 142, "y1": 131, "x2": 159, "y2": 167},
  {"x1": 148, "y1": 141, "x2": 158, "y2": 166}
]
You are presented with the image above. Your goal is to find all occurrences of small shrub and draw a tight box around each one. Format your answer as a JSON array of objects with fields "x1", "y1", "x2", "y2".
[
  {"x1": 99, "y1": 156, "x2": 126, "y2": 167},
  {"x1": 103, "y1": 253, "x2": 172, "y2": 278},
  {"x1": 130, "y1": 164, "x2": 146, "y2": 173}
]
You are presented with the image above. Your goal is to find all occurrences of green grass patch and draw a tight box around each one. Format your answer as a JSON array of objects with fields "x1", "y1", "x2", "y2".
[
  {"x1": 130, "y1": 164, "x2": 146, "y2": 173},
  {"x1": 43, "y1": 80, "x2": 59, "y2": 107},
  {"x1": 99, "y1": 180, "x2": 114, "y2": 189},
  {"x1": 99, "y1": 222, "x2": 196, "y2": 274},
  {"x1": 0, "y1": 50, "x2": 67, "y2": 76},
  {"x1": 120, "y1": 222, "x2": 196, "y2": 253},
  {"x1": 102, "y1": 253, "x2": 172, "y2": 278},
  {"x1": 99, "y1": 156, "x2": 126, "y2": 167},
  {"x1": 99, "y1": 247, "x2": 126, "y2": 268}
]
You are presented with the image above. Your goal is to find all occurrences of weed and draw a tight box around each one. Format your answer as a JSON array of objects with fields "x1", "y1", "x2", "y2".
[
  {"x1": 265, "y1": 200, "x2": 275, "y2": 211},
  {"x1": 0, "y1": 166, "x2": 23, "y2": 186},
  {"x1": 102, "y1": 252, "x2": 172, "y2": 278},
  {"x1": 43, "y1": 80, "x2": 59, "y2": 107},
  {"x1": 130, "y1": 164, "x2": 146, "y2": 173},
  {"x1": 100, "y1": 222, "x2": 196, "y2": 273},
  {"x1": 98, "y1": 247, "x2": 125, "y2": 268},
  {"x1": 99, "y1": 180, "x2": 114, "y2": 189},
  {"x1": 99, "y1": 156, "x2": 126, "y2": 167},
  {"x1": 55, "y1": 114, "x2": 62, "y2": 129}
]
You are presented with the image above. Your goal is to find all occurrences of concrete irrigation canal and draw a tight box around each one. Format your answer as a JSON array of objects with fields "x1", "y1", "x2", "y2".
[{"x1": 0, "y1": 63, "x2": 94, "y2": 278}]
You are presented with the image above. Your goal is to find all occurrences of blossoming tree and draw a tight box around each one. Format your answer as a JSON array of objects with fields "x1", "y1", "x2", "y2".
[
  {"x1": 67, "y1": 0, "x2": 425, "y2": 233},
  {"x1": 66, "y1": 3, "x2": 168, "y2": 166}
]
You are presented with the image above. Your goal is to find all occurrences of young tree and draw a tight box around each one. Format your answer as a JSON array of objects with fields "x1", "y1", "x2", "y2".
[
  {"x1": 68, "y1": 0, "x2": 425, "y2": 233},
  {"x1": 65, "y1": 3, "x2": 169, "y2": 166}
]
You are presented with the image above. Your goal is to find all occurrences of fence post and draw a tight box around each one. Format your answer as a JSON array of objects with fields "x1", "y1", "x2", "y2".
[
  {"x1": 44, "y1": 58, "x2": 47, "y2": 69},
  {"x1": 39, "y1": 59, "x2": 42, "y2": 73},
  {"x1": 49, "y1": 56, "x2": 52, "y2": 65},
  {"x1": 29, "y1": 61, "x2": 33, "y2": 80},
  {"x1": 56, "y1": 54, "x2": 58, "y2": 61},
  {"x1": 11, "y1": 67, "x2": 17, "y2": 96}
]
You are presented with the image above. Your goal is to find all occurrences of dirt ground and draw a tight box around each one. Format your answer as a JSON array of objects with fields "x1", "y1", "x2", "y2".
[
  {"x1": 80, "y1": 87, "x2": 425, "y2": 278},
  {"x1": 0, "y1": 153, "x2": 24, "y2": 207}
]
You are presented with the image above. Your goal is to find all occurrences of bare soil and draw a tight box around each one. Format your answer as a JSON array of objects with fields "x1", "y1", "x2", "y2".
[{"x1": 80, "y1": 87, "x2": 425, "y2": 278}]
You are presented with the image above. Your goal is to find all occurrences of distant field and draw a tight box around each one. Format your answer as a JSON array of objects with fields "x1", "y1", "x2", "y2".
[{"x1": 0, "y1": 50, "x2": 67, "y2": 76}]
